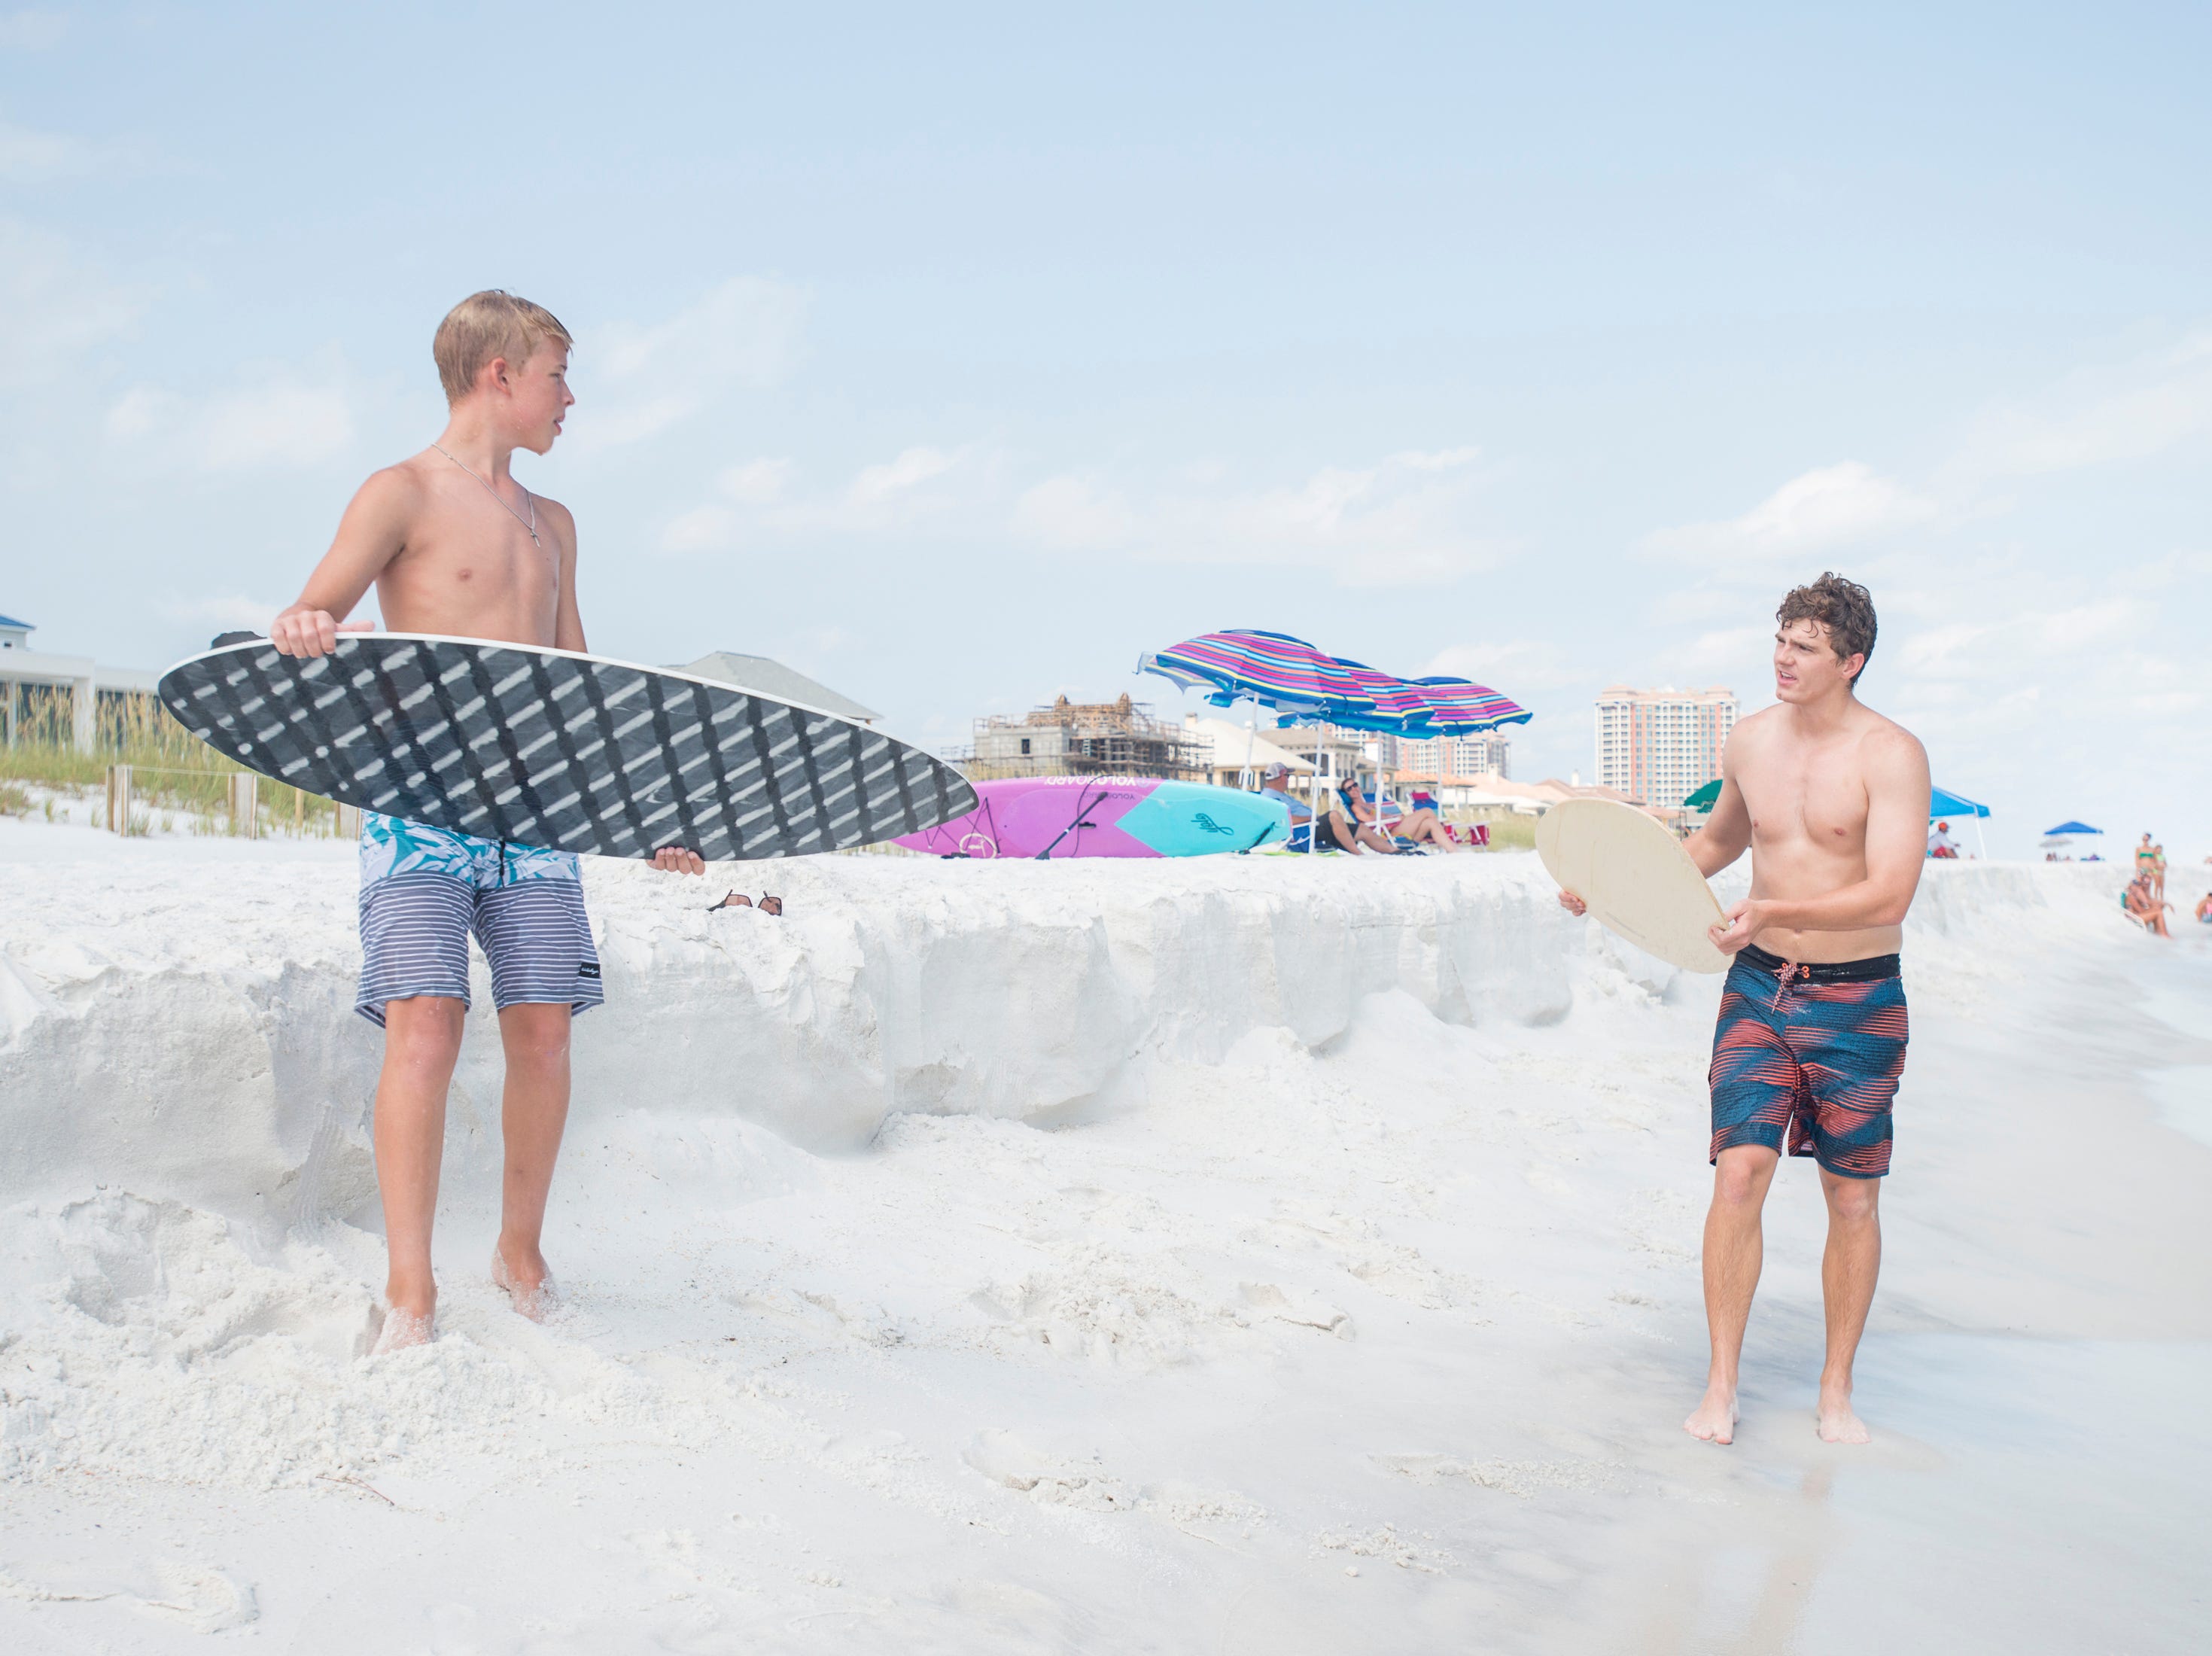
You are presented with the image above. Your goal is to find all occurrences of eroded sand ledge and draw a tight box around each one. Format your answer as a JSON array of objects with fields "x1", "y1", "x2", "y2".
[{"x1": 2, "y1": 851, "x2": 1659, "y2": 1221}]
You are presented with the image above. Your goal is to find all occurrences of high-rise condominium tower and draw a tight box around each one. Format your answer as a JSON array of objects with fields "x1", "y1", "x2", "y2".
[{"x1": 1595, "y1": 686, "x2": 1738, "y2": 806}]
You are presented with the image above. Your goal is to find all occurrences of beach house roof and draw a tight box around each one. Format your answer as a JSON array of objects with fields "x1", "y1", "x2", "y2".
[{"x1": 678, "y1": 651, "x2": 881, "y2": 725}]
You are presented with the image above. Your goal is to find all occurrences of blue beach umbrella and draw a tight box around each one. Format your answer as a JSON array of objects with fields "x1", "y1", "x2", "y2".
[{"x1": 2039, "y1": 820, "x2": 2102, "y2": 859}]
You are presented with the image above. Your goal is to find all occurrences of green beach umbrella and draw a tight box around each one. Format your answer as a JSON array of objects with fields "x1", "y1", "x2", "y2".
[{"x1": 1683, "y1": 778, "x2": 1721, "y2": 811}]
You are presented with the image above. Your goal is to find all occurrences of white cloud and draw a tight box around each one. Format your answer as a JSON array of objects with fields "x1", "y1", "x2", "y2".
[
  {"x1": 720, "y1": 457, "x2": 790, "y2": 506},
  {"x1": 659, "y1": 458, "x2": 793, "y2": 549},
  {"x1": 581, "y1": 278, "x2": 808, "y2": 448},
  {"x1": 0, "y1": 218, "x2": 142, "y2": 385},
  {"x1": 1655, "y1": 624, "x2": 1775, "y2": 686},
  {"x1": 0, "y1": 11, "x2": 66, "y2": 50},
  {"x1": 107, "y1": 366, "x2": 356, "y2": 470},
  {"x1": 163, "y1": 594, "x2": 285, "y2": 632},
  {"x1": 1149, "y1": 446, "x2": 1504, "y2": 586},
  {"x1": 1946, "y1": 332, "x2": 2212, "y2": 482},
  {"x1": 1418, "y1": 638, "x2": 1574, "y2": 693},
  {"x1": 660, "y1": 504, "x2": 742, "y2": 554},
  {"x1": 657, "y1": 440, "x2": 1500, "y2": 585},
  {"x1": 1015, "y1": 446, "x2": 1501, "y2": 580},
  {"x1": 658, "y1": 443, "x2": 984, "y2": 552},
  {"x1": 1012, "y1": 474, "x2": 1136, "y2": 550},
  {"x1": 0, "y1": 120, "x2": 98, "y2": 181},
  {"x1": 1642, "y1": 461, "x2": 1937, "y2": 561},
  {"x1": 849, "y1": 445, "x2": 957, "y2": 507}
]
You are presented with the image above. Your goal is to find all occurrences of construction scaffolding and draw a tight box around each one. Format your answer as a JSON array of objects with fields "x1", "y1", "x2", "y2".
[{"x1": 953, "y1": 693, "x2": 1212, "y2": 783}]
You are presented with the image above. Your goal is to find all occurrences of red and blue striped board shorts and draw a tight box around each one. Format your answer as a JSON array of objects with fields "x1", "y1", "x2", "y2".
[{"x1": 1708, "y1": 943, "x2": 1908, "y2": 1180}]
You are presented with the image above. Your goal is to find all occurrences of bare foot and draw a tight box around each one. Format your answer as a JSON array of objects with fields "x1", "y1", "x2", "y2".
[
  {"x1": 491, "y1": 1243, "x2": 560, "y2": 1322},
  {"x1": 1816, "y1": 1388, "x2": 1871, "y2": 1444},
  {"x1": 1684, "y1": 1384, "x2": 1739, "y2": 1445},
  {"x1": 372, "y1": 1304, "x2": 434, "y2": 1355}
]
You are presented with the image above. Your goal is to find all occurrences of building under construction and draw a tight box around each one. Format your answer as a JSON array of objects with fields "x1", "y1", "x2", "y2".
[{"x1": 956, "y1": 693, "x2": 1210, "y2": 783}]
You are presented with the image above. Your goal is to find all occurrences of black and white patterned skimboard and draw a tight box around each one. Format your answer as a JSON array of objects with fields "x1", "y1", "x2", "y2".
[{"x1": 157, "y1": 632, "x2": 977, "y2": 860}]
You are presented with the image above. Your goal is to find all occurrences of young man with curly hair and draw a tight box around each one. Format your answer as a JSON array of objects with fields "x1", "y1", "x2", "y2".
[{"x1": 1559, "y1": 573, "x2": 1931, "y2": 1444}]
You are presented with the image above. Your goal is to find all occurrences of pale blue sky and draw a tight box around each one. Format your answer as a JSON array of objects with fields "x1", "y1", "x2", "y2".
[{"x1": 5, "y1": 3, "x2": 2207, "y2": 855}]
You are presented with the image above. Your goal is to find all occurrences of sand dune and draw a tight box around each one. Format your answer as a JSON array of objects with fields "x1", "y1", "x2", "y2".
[{"x1": 2, "y1": 820, "x2": 2205, "y2": 1651}]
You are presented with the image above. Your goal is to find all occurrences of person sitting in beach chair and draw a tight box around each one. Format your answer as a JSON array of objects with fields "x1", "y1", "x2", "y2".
[
  {"x1": 2195, "y1": 891, "x2": 2211, "y2": 925},
  {"x1": 2123, "y1": 876, "x2": 2173, "y2": 937},
  {"x1": 1925, "y1": 819, "x2": 1958, "y2": 859},
  {"x1": 1337, "y1": 778, "x2": 1465, "y2": 853},
  {"x1": 1259, "y1": 763, "x2": 1391, "y2": 854}
]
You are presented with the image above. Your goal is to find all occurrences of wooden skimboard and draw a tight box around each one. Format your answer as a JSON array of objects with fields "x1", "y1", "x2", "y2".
[
  {"x1": 157, "y1": 632, "x2": 977, "y2": 861},
  {"x1": 1536, "y1": 796, "x2": 1730, "y2": 973}
]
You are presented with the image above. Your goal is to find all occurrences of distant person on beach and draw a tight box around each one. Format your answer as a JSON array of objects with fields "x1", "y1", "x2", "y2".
[
  {"x1": 1925, "y1": 820, "x2": 1958, "y2": 859},
  {"x1": 2195, "y1": 891, "x2": 2211, "y2": 924},
  {"x1": 2151, "y1": 842, "x2": 2167, "y2": 900},
  {"x1": 1554, "y1": 572, "x2": 1929, "y2": 1447},
  {"x1": 1261, "y1": 763, "x2": 1391, "y2": 853},
  {"x1": 266, "y1": 291, "x2": 704, "y2": 1353}
]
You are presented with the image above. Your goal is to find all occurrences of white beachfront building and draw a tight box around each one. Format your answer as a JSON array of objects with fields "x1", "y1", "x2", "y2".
[{"x1": 0, "y1": 613, "x2": 162, "y2": 750}]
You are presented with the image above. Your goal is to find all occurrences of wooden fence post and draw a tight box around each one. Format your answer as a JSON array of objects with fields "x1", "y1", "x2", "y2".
[
  {"x1": 335, "y1": 802, "x2": 361, "y2": 839},
  {"x1": 106, "y1": 763, "x2": 132, "y2": 833},
  {"x1": 230, "y1": 772, "x2": 259, "y2": 839}
]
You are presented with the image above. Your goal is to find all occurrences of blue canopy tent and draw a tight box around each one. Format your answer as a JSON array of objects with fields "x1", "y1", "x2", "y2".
[{"x1": 1928, "y1": 786, "x2": 1990, "y2": 858}]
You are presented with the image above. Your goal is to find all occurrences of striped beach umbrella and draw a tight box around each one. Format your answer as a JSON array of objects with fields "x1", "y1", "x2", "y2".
[
  {"x1": 1317, "y1": 656, "x2": 1439, "y2": 732},
  {"x1": 1397, "y1": 675, "x2": 1532, "y2": 735},
  {"x1": 1136, "y1": 629, "x2": 1380, "y2": 721}
]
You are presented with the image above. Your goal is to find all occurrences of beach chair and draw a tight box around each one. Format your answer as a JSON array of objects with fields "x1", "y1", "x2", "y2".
[{"x1": 1407, "y1": 793, "x2": 1489, "y2": 849}]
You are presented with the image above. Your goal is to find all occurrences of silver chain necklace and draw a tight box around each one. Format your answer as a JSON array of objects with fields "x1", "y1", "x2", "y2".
[{"x1": 432, "y1": 442, "x2": 540, "y2": 546}]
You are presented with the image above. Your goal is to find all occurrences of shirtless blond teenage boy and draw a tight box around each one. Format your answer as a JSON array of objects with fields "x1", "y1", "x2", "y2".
[
  {"x1": 270, "y1": 290, "x2": 703, "y2": 1352},
  {"x1": 1559, "y1": 574, "x2": 1930, "y2": 1446}
]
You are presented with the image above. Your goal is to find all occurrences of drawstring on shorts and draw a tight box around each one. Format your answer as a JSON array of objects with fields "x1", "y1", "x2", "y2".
[{"x1": 1771, "y1": 960, "x2": 1802, "y2": 1012}]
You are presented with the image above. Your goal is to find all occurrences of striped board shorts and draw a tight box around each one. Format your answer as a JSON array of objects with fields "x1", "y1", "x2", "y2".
[
  {"x1": 354, "y1": 813, "x2": 603, "y2": 1027},
  {"x1": 1708, "y1": 943, "x2": 1908, "y2": 1180}
]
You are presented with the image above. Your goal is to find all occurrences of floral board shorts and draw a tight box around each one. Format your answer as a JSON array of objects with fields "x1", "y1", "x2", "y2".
[
  {"x1": 1707, "y1": 943, "x2": 1908, "y2": 1180},
  {"x1": 354, "y1": 813, "x2": 602, "y2": 1027}
]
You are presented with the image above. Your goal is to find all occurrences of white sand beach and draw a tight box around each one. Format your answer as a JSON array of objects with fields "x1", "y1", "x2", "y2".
[{"x1": 2, "y1": 818, "x2": 2207, "y2": 1652}]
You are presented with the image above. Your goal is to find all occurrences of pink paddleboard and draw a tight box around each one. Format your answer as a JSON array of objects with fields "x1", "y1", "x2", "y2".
[{"x1": 893, "y1": 776, "x2": 1290, "y2": 859}]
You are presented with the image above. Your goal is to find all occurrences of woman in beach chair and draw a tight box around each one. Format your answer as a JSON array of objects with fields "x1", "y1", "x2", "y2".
[
  {"x1": 2123, "y1": 877, "x2": 2173, "y2": 937},
  {"x1": 1337, "y1": 778, "x2": 1466, "y2": 853},
  {"x1": 1259, "y1": 764, "x2": 1389, "y2": 854}
]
